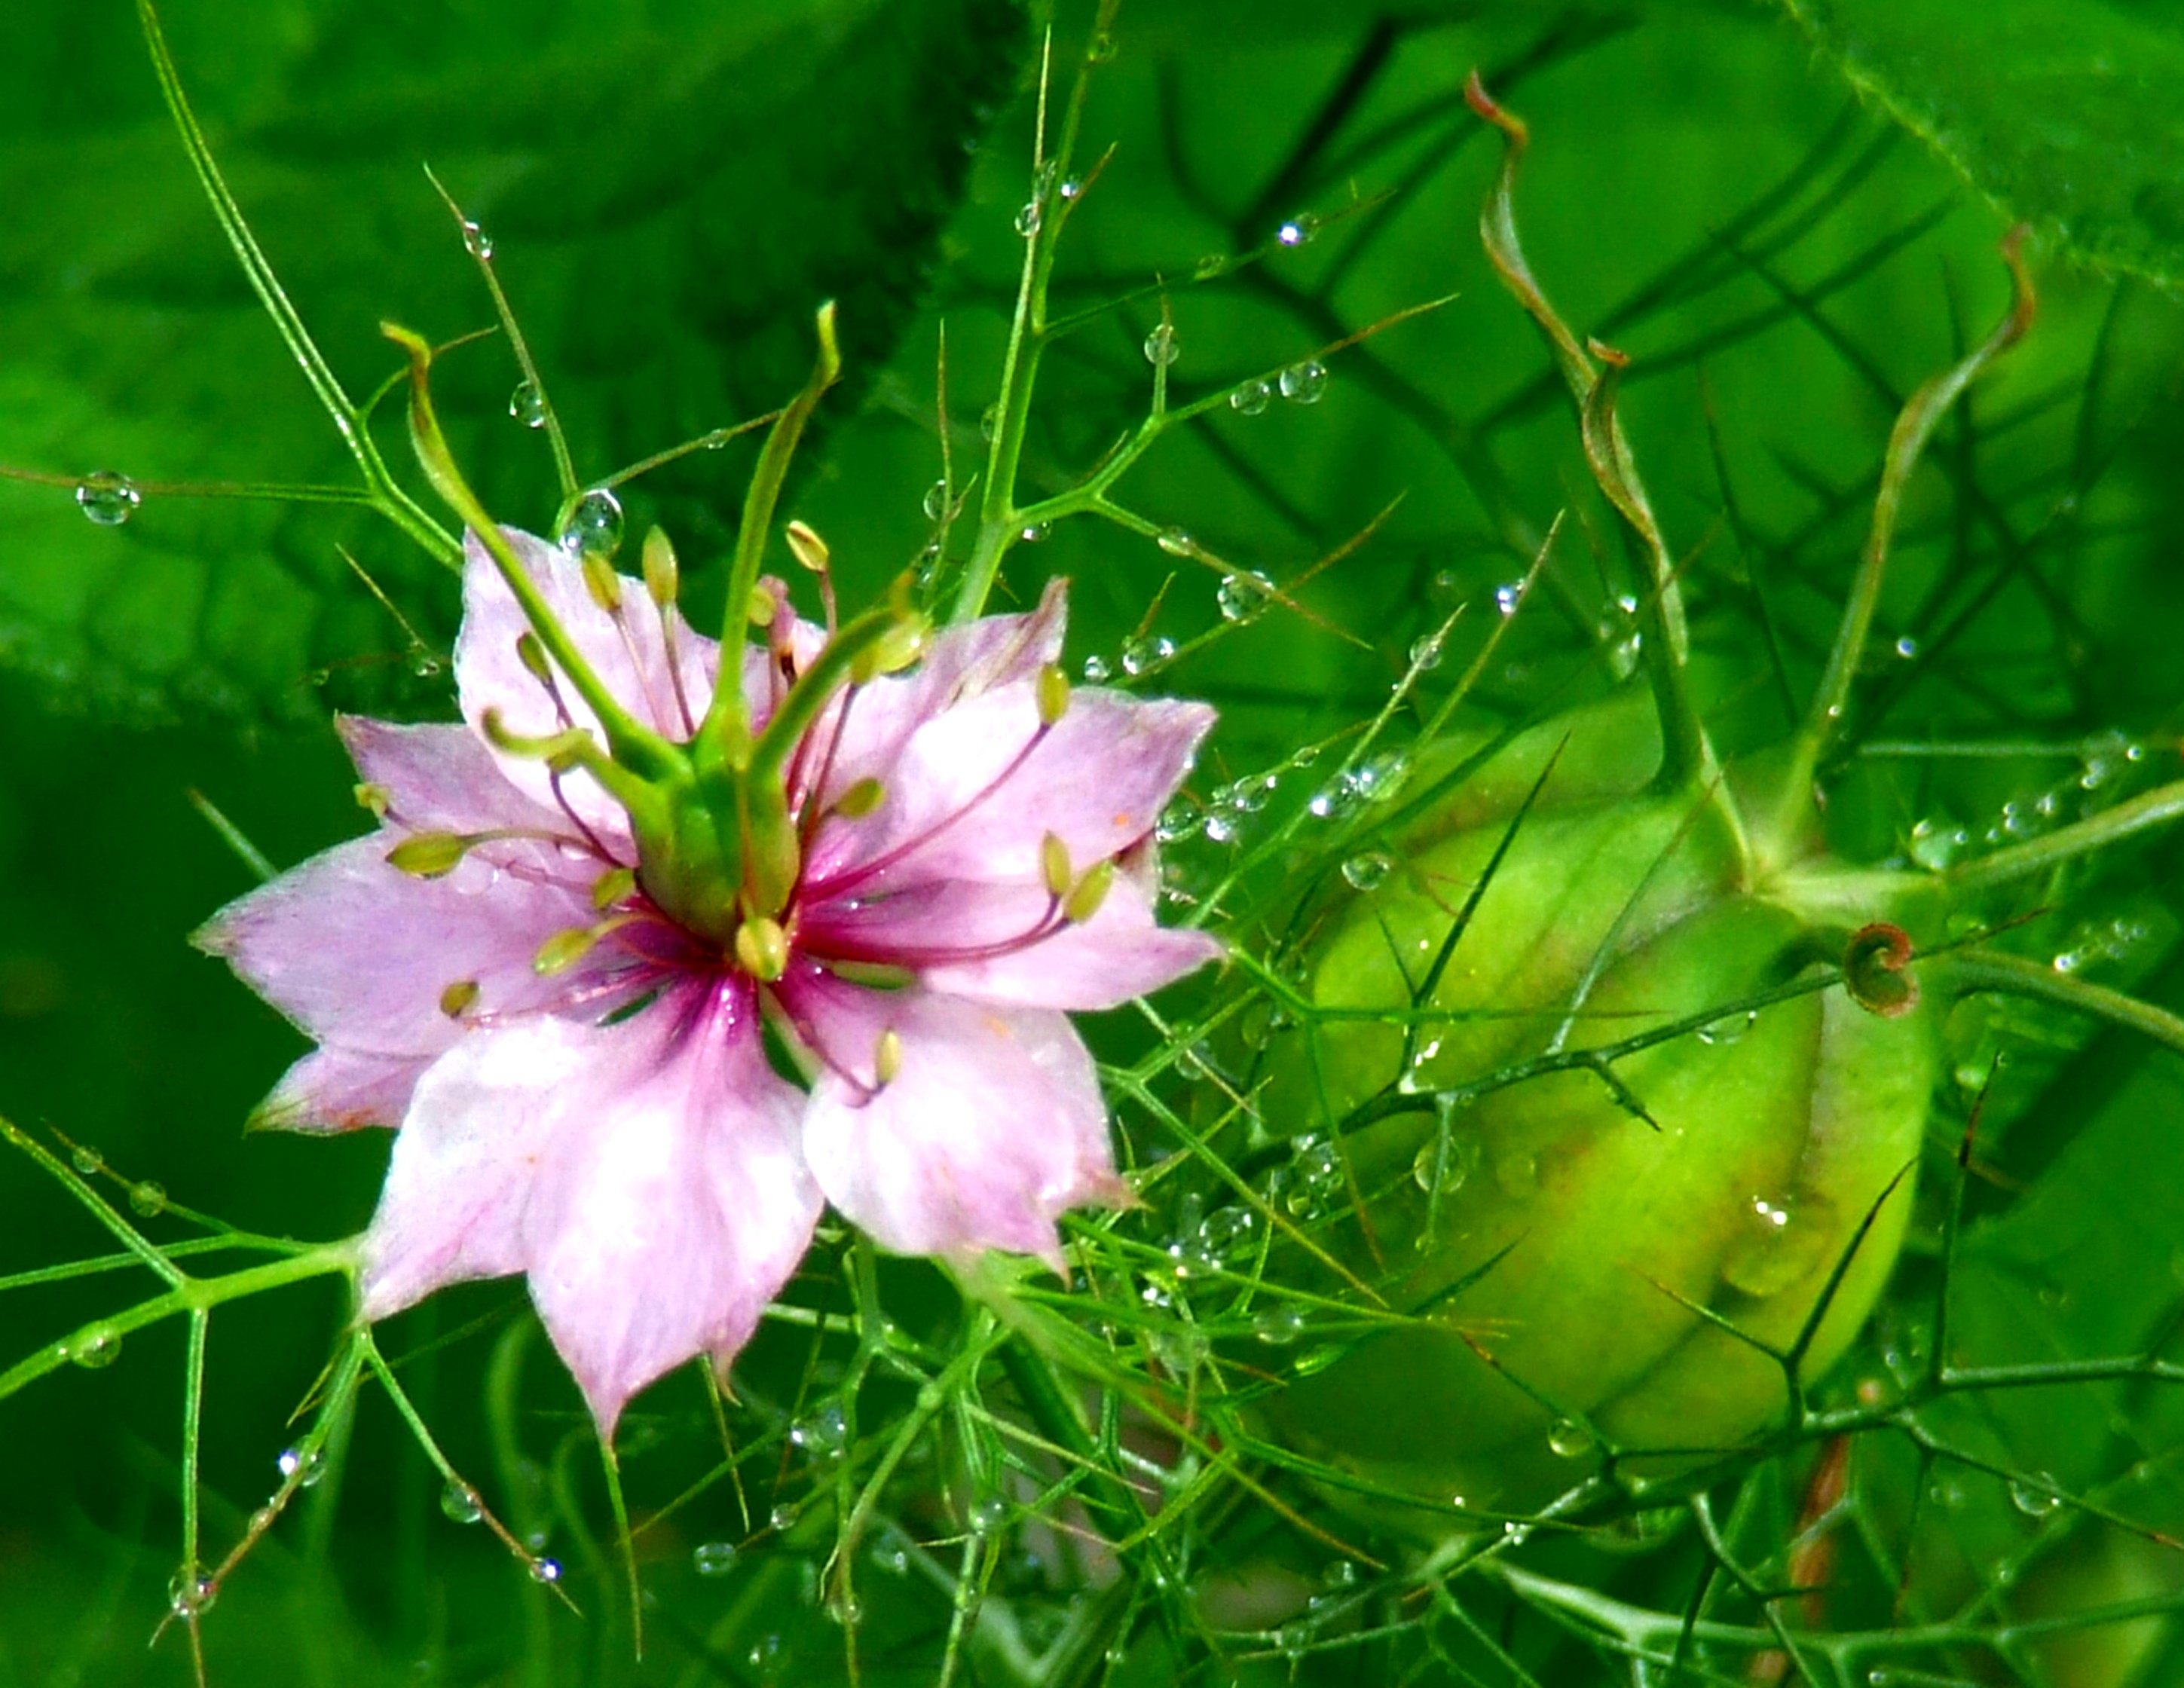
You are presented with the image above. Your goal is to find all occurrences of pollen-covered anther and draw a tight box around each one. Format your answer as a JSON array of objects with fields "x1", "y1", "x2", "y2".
[
  {"x1": 641, "y1": 526, "x2": 679, "y2": 609},
  {"x1": 873, "y1": 1027, "x2": 904, "y2": 1088},
  {"x1": 834, "y1": 777, "x2": 885, "y2": 820},
  {"x1": 1036, "y1": 662, "x2": 1071, "y2": 726},
  {"x1": 533, "y1": 916, "x2": 635, "y2": 977},
  {"x1": 515, "y1": 631, "x2": 554, "y2": 688},
  {"x1": 733, "y1": 916, "x2": 791, "y2": 983},
  {"x1": 438, "y1": 979, "x2": 481, "y2": 1018},
  {"x1": 591, "y1": 867, "x2": 638, "y2": 911},
  {"x1": 1040, "y1": 831, "x2": 1074, "y2": 901},
  {"x1": 1063, "y1": 859, "x2": 1116, "y2": 925},
  {"x1": 580, "y1": 551, "x2": 623, "y2": 614},
  {"x1": 785, "y1": 519, "x2": 830, "y2": 575},
  {"x1": 354, "y1": 781, "x2": 392, "y2": 818},
  {"x1": 852, "y1": 611, "x2": 931, "y2": 683},
  {"x1": 386, "y1": 831, "x2": 479, "y2": 879},
  {"x1": 746, "y1": 583, "x2": 778, "y2": 628}
]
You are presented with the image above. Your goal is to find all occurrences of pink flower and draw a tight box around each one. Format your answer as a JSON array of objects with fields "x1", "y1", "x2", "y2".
[{"x1": 200, "y1": 528, "x2": 1220, "y2": 1434}]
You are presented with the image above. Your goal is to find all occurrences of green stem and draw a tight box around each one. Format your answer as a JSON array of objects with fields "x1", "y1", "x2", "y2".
[
  {"x1": 1768, "y1": 229, "x2": 2034, "y2": 852},
  {"x1": 1941, "y1": 778, "x2": 2184, "y2": 898},
  {"x1": 136, "y1": 0, "x2": 457, "y2": 564},
  {"x1": 1950, "y1": 946, "x2": 2184, "y2": 1057}
]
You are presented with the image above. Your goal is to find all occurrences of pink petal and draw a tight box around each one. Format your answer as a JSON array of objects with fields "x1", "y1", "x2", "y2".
[
  {"x1": 802, "y1": 875, "x2": 1222, "y2": 1011},
  {"x1": 251, "y1": 1044, "x2": 433, "y2": 1133},
  {"x1": 361, "y1": 983, "x2": 821, "y2": 1436},
  {"x1": 454, "y1": 527, "x2": 720, "y2": 836},
  {"x1": 196, "y1": 833, "x2": 607, "y2": 1109},
  {"x1": 788, "y1": 977, "x2": 1130, "y2": 1268},
  {"x1": 791, "y1": 579, "x2": 1069, "y2": 818},
  {"x1": 810, "y1": 683, "x2": 1213, "y2": 894},
  {"x1": 338, "y1": 716, "x2": 574, "y2": 838}
]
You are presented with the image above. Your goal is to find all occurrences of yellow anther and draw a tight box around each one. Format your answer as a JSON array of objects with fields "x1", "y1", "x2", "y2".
[
  {"x1": 534, "y1": 925, "x2": 601, "y2": 976},
  {"x1": 834, "y1": 777, "x2": 885, "y2": 819},
  {"x1": 1063, "y1": 860, "x2": 1115, "y2": 925},
  {"x1": 641, "y1": 526, "x2": 680, "y2": 609},
  {"x1": 581, "y1": 551, "x2": 623, "y2": 614},
  {"x1": 852, "y1": 614, "x2": 930, "y2": 682},
  {"x1": 386, "y1": 832, "x2": 473, "y2": 879},
  {"x1": 439, "y1": 979, "x2": 481, "y2": 1018},
  {"x1": 1040, "y1": 832, "x2": 1073, "y2": 901},
  {"x1": 733, "y1": 916, "x2": 791, "y2": 983},
  {"x1": 592, "y1": 867, "x2": 638, "y2": 911},
  {"x1": 747, "y1": 583, "x2": 778, "y2": 627},
  {"x1": 874, "y1": 1028, "x2": 904, "y2": 1086},
  {"x1": 1036, "y1": 663, "x2": 1070, "y2": 727},
  {"x1": 785, "y1": 519, "x2": 830, "y2": 574},
  {"x1": 354, "y1": 781, "x2": 392, "y2": 818},
  {"x1": 515, "y1": 631, "x2": 554, "y2": 687}
]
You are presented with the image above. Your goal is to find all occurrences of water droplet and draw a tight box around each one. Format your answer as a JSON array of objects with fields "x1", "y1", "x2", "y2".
[
  {"x1": 1341, "y1": 851, "x2": 1394, "y2": 891},
  {"x1": 1276, "y1": 213, "x2": 1319, "y2": 248},
  {"x1": 1155, "y1": 800, "x2": 1198, "y2": 844},
  {"x1": 1057, "y1": 177, "x2": 1082, "y2": 200},
  {"x1": 1721, "y1": 1194, "x2": 1835, "y2": 1298},
  {"x1": 1547, "y1": 1419, "x2": 1594, "y2": 1458},
  {"x1": 968, "y1": 1495, "x2": 1008, "y2": 1534},
  {"x1": 1907, "y1": 817, "x2": 1969, "y2": 870},
  {"x1": 1217, "y1": 570, "x2": 1273, "y2": 621},
  {"x1": 1696, "y1": 1010, "x2": 1757, "y2": 1047},
  {"x1": 1228, "y1": 377, "x2": 1271, "y2": 416},
  {"x1": 2010, "y1": 1475, "x2": 2062, "y2": 1518},
  {"x1": 1081, "y1": 654, "x2": 1112, "y2": 682},
  {"x1": 1307, "y1": 777, "x2": 1361, "y2": 821},
  {"x1": 531, "y1": 1556, "x2": 563, "y2": 1584},
  {"x1": 440, "y1": 1482, "x2": 483, "y2": 1524},
  {"x1": 129, "y1": 1180, "x2": 167, "y2": 1218},
  {"x1": 1119, "y1": 635, "x2": 1174, "y2": 676},
  {"x1": 75, "y1": 469, "x2": 140, "y2": 528},
  {"x1": 557, "y1": 488, "x2": 624, "y2": 559},
  {"x1": 1142, "y1": 323, "x2": 1179, "y2": 367},
  {"x1": 69, "y1": 1144, "x2": 103, "y2": 1175},
  {"x1": 70, "y1": 1326, "x2": 121, "y2": 1369},
  {"x1": 870, "y1": 1528, "x2": 912, "y2": 1576},
  {"x1": 1278, "y1": 359, "x2": 1328, "y2": 404},
  {"x1": 1411, "y1": 1132, "x2": 1480, "y2": 1196},
  {"x1": 1014, "y1": 200, "x2": 1042, "y2": 238},
  {"x1": 1202, "y1": 807, "x2": 1240, "y2": 845},
  {"x1": 1252, "y1": 1304, "x2": 1304, "y2": 1346},
  {"x1": 1019, "y1": 521, "x2": 1050, "y2": 543},
  {"x1": 168, "y1": 1565, "x2": 216, "y2": 1619},
  {"x1": 277, "y1": 1445, "x2": 325, "y2": 1488},
  {"x1": 1193, "y1": 253, "x2": 1228, "y2": 281},
  {"x1": 978, "y1": 404, "x2": 1002, "y2": 442},
  {"x1": 1350, "y1": 748, "x2": 1410, "y2": 803},
  {"x1": 1155, "y1": 526, "x2": 1194, "y2": 557},
  {"x1": 693, "y1": 1540, "x2": 739, "y2": 1577},
  {"x1": 825, "y1": 1591, "x2": 864, "y2": 1627},
  {"x1": 1494, "y1": 1151, "x2": 1540, "y2": 1197},
  {"x1": 1494, "y1": 580, "x2": 1523, "y2": 617},
  {"x1": 1409, "y1": 631, "x2": 1445, "y2": 671},
  {"x1": 1086, "y1": 29, "x2": 1118, "y2": 63},
  {"x1": 1894, "y1": 635, "x2": 1919, "y2": 659},
  {"x1": 922, "y1": 480, "x2": 949, "y2": 521},
  {"x1": 460, "y1": 219, "x2": 494, "y2": 261},
  {"x1": 509, "y1": 380, "x2": 547, "y2": 429},
  {"x1": 792, "y1": 1401, "x2": 848, "y2": 1461},
  {"x1": 768, "y1": 1503, "x2": 799, "y2": 1533},
  {"x1": 409, "y1": 649, "x2": 444, "y2": 678}
]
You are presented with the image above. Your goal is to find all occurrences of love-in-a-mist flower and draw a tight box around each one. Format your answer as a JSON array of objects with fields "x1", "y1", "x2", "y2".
[{"x1": 197, "y1": 312, "x2": 1222, "y2": 1434}]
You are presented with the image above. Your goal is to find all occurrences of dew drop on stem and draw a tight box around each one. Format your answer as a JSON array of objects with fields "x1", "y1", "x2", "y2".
[
  {"x1": 693, "y1": 1540, "x2": 739, "y2": 1576},
  {"x1": 75, "y1": 470, "x2": 140, "y2": 528},
  {"x1": 509, "y1": 381, "x2": 547, "y2": 429},
  {"x1": 558, "y1": 488, "x2": 624, "y2": 559},
  {"x1": 441, "y1": 1482, "x2": 484, "y2": 1524},
  {"x1": 1278, "y1": 359, "x2": 1328, "y2": 403},
  {"x1": 1229, "y1": 377, "x2": 1271, "y2": 415},
  {"x1": 1142, "y1": 323, "x2": 1179, "y2": 366}
]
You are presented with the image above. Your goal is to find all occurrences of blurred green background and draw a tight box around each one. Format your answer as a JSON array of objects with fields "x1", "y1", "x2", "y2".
[{"x1": 6, "y1": 0, "x2": 2184, "y2": 1683}]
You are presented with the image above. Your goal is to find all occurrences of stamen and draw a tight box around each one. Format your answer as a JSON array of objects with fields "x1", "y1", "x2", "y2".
[
  {"x1": 873, "y1": 1027, "x2": 903, "y2": 1087},
  {"x1": 354, "y1": 781, "x2": 392, "y2": 818},
  {"x1": 834, "y1": 778, "x2": 884, "y2": 820},
  {"x1": 1064, "y1": 859, "x2": 1115, "y2": 925},
  {"x1": 791, "y1": 681, "x2": 864, "y2": 839},
  {"x1": 642, "y1": 528, "x2": 698, "y2": 737},
  {"x1": 1040, "y1": 832, "x2": 1072, "y2": 900},
  {"x1": 733, "y1": 916, "x2": 791, "y2": 983},
  {"x1": 534, "y1": 913, "x2": 641, "y2": 977},
  {"x1": 786, "y1": 518, "x2": 837, "y2": 636},
  {"x1": 545, "y1": 764, "x2": 618, "y2": 863},
  {"x1": 809, "y1": 716, "x2": 1057, "y2": 901},
  {"x1": 439, "y1": 979, "x2": 481, "y2": 1018},
  {"x1": 1035, "y1": 663, "x2": 1070, "y2": 726},
  {"x1": 591, "y1": 867, "x2": 638, "y2": 910},
  {"x1": 515, "y1": 634, "x2": 577, "y2": 731}
]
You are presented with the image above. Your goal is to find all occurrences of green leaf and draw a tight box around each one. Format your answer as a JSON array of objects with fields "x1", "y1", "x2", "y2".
[
  {"x1": 1777, "y1": 0, "x2": 2184, "y2": 292},
  {"x1": 0, "y1": 0, "x2": 1024, "y2": 723}
]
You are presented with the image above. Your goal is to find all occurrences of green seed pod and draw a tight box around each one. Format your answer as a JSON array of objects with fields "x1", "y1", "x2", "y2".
[{"x1": 1256, "y1": 693, "x2": 1941, "y2": 1516}]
